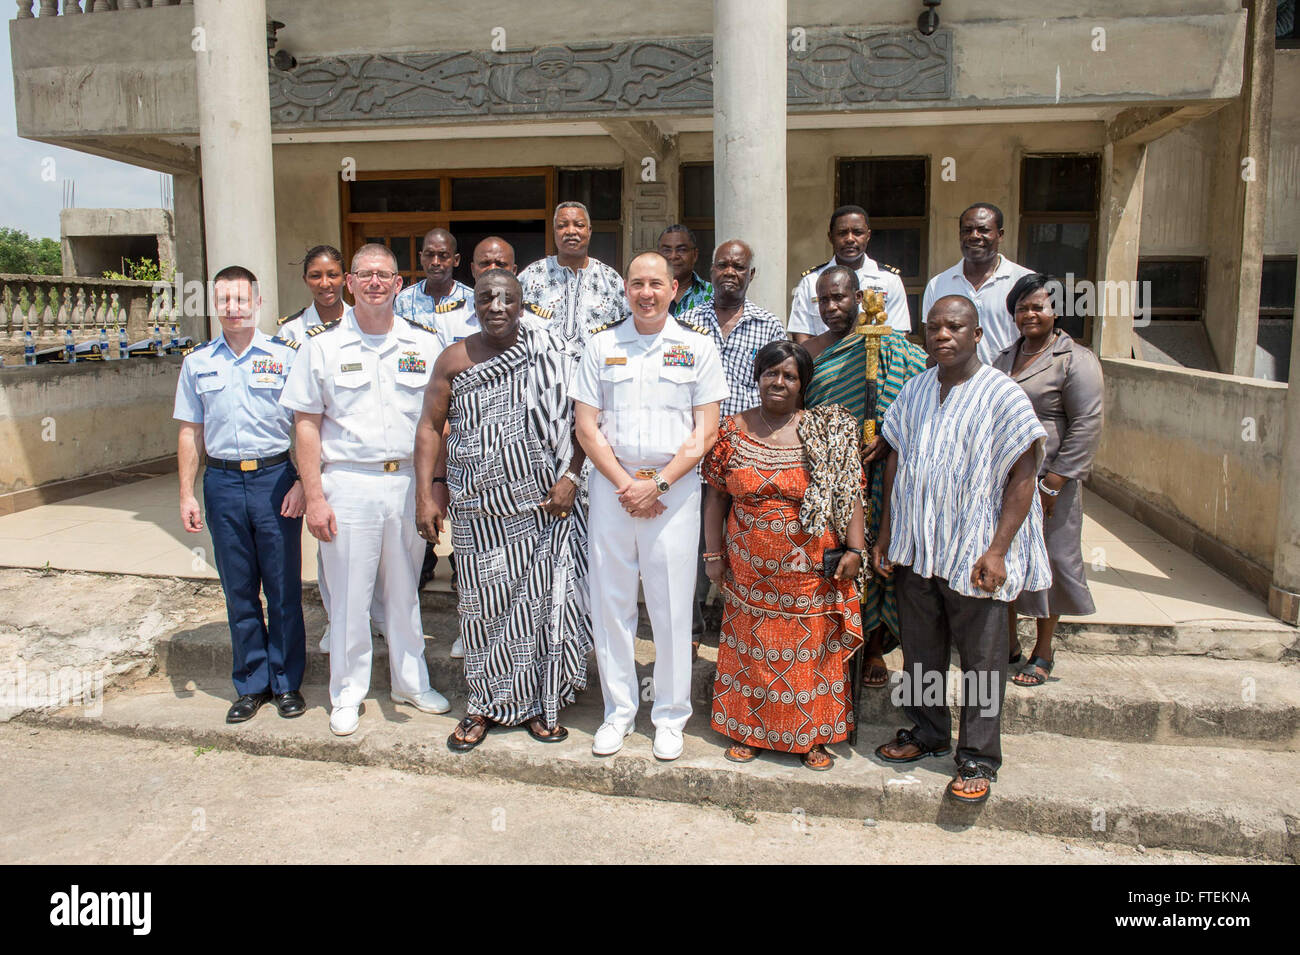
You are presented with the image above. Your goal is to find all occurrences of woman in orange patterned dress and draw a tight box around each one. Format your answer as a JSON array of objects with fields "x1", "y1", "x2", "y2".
[{"x1": 702, "y1": 341, "x2": 867, "y2": 771}]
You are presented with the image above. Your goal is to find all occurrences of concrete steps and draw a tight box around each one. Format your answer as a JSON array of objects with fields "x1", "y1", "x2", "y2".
[
  {"x1": 153, "y1": 613, "x2": 1300, "y2": 751},
  {"x1": 28, "y1": 678, "x2": 1300, "y2": 862}
]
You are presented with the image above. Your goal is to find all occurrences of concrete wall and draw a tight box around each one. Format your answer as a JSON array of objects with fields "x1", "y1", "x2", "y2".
[
  {"x1": 0, "y1": 359, "x2": 181, "y2": 496},
  {"x1": 1091, "y1": 358, "x2": 1285, "y2": 580},
  {"x1": 60, "y1": 207, "x2": 176, "y2": 279},
  {"x1": 1265, "y1": 48, "x2": 1300, "y2": 256}
]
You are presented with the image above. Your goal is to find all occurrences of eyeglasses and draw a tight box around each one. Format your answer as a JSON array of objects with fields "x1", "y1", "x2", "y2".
[{"x1": 353, "y1": 270, "x2": 396, "y2": 282}]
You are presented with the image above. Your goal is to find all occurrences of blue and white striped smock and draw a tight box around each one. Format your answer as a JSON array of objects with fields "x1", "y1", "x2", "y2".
[{"x1": 882, "y1": 364, "x2": 1052, "y2": 603}]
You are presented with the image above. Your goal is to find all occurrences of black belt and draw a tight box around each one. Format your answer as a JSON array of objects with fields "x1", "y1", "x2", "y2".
[{"x1": 206, "y1": 451, "x2": 291, "y2": 472}]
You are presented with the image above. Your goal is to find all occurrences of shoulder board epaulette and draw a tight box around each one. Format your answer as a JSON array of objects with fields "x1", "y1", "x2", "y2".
[
  {"x1": 277, "y1": 306, "x2": 307, "y2": 327},
  {"x1": 675, "y1": 316, "x2": 710, "y2": 336},
  {"x1": 306, "y1": 319, "x2": 340, "y2": 337},
  {"x1": 525, "y1": 301, "x2": 554, "y2": 320},
  {"x1": 801, "y1": 261, "x2": 831, "y2": 278},
  {"x1": 404, "y1": 316, "x2": 439, "y2": 334},
  {"x1": 434, "y1": 300, "x2": 466, "y2": 314},
  {"x1": 588, "y1": 314, "x2": 627, "y2": 335},
  {"x1": 271, "y1": 335, "x2": 301, "y2": 350},
  {"x1": 881, "y1": 263, "x2": 901, "y2": 275}
]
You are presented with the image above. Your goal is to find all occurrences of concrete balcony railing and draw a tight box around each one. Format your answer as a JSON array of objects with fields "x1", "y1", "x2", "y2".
[
  {"x1": 0, "y1": 274, "x2": 183, "y2": 364},
  {"x1": 15, "y1": 1, "x2": 190, "y2": 15}
]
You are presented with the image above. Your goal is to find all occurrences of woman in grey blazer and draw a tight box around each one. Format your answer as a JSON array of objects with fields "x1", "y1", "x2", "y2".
[{"x1": 993, "y1": 273, "x2": 1104, "y2": 687}]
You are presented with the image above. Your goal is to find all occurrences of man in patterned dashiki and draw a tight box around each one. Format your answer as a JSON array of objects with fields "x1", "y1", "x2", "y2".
[
  {"x1": 414, "y1": 269, "x2": 591, "y2": 751},
  {"x1": 518, "y1": 201, "x2": 631, "y2": 358},
  {"x1": 802, "y1": 266, "x2": 928, "y2": 688},
  {"x1": 871, "y1": 295, "x2": 1050, "y2": 805}
]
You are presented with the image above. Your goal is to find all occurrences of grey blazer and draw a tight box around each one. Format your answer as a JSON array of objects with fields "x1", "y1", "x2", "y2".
[{"x1": 992, "y1": 329, "x2": 1104, "y2": 481}]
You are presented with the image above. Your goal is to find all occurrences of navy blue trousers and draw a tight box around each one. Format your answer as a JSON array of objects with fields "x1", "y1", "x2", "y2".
[{"x1": 203, "y1": 460, "x2": 306, "y2": 696}]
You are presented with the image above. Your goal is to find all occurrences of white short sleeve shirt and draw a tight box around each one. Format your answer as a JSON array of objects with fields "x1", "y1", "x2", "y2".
[
  {"x1": 787, "y1": 256, "x2": 912, "y2": 337},
  {"x1": 921, "y1": 255, "x2": 1034, "y2": 364}
]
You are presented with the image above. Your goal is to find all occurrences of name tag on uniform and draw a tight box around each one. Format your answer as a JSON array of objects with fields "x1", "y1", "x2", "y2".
[
  {"x1": 339, "y1": 362, "x2": 363, "y2": 373},
  {"x1": 397, "y1": 352, "x2": 427, "y2": 374},
  {"x1": 251, "y1": 358, "x2": 283, "y2": 376},
  {"x1": 196, "y1": 370, "x2": 219, "y2": 379},
  {"x1": 605, "y1": 355, "x2": 627, "y2": 365},
  {"x1": 663, "y1": 345, "x2": 695, "y2": 367}
]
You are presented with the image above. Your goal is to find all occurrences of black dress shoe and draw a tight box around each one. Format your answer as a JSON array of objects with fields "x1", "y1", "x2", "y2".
[
  {"x1": 226, "y1": 691, "x2": 272, "y2": 724},
  {"x1": 274, "y1": 690, "x2": 307, "y2": 718}
]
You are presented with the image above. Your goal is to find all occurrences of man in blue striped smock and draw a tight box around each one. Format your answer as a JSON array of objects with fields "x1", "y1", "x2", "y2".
[{"x1": 870, "y1": 294, "x2": 1050, "y2": 805}]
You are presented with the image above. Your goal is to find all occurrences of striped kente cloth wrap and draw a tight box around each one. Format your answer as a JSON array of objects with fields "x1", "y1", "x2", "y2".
[{"x1": 803, "y1": 330, "x2": 929, "y2": 647}]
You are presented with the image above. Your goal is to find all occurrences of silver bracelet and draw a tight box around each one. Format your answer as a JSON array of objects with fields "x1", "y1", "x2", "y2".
[{"x1": 1038, "y1": 478, "x2": 1060, "y2": 497}]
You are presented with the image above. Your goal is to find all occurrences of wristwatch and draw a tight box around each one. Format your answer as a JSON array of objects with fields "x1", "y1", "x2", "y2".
[
  {"x1": 558, "y1": 469, "x2": 581, "y2": 488},
  {"x1": 652, "y1": 471, "x2": 671, "y2": 494}
]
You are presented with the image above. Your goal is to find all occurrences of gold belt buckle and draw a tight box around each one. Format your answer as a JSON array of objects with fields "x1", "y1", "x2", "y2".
[
  {"x1": 634, "y1": 467, "x2": 656, "y2": 480},
  {"x1": 239, "y1": 459, "x2": 258, "y2": 472},
  {"x1": 383, "y1": 460, "x2": 399, "y2": 472}
]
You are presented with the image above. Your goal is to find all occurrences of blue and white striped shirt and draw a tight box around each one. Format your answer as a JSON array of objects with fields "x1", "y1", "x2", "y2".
[{"x1": 882, "y1": 364, "x2": 1052, "y2": 602}]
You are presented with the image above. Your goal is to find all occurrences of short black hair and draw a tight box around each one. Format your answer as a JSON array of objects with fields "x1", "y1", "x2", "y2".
[
  {"x1": 960, "y1": 202, "x2": 1004, "y2": 230},
  {"x1": 1006, "y1": 272, "x2": 1056, "y2": 317},
  {"x1": 658, "y1": 224, "x2": 697, "y2": 248},
  {"x1": 753, "y1": 340, "x2": 814, "y2": 405},
  {"x1": 829, "y1": 204, "x2": 869, "y2": 232},
  {"x1": 474, "y1": 268, "x2": 521, "y2": 294},
  {"x1": 213, "y1": 265, "x2": 258, "y2": 286},
  {"x1": 302, "y1": 245, "x2": 343, "y2": 276},
  {"x1": 817, "y1": 263, "x2": 860, "y2": 293}
]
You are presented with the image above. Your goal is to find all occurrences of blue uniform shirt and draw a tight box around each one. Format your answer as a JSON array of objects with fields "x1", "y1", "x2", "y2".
[{"x1": 173, "y1": 330, "x2": 298, "y2": 460}]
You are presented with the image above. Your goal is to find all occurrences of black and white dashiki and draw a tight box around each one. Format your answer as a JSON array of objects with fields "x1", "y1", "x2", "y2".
[{"x1": 446, "y1": 322, "x2": 592, "y2": 727}]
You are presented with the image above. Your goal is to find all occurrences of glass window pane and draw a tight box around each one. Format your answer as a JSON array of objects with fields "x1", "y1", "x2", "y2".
[
  {"x1": 1023, "y1": 222, "x2": 1092, "y2": 281},
  {"x1": 1260, "y1": 258, "x2": 1297, "y2": 310},
  {"x1": 1022, "y1": 157, "x2": 1100, "y2": 213},
  {"x1": 866, "y1": 228, "x2": 922, "y2": 280},
  {"x1": 451, "y1": 176, "x2": 546, "y2": 211},
  {"x1": 839, "y1": 159, "x2": 927, "y2": 217},
  {"x1": 682, "y1": 165, "x2": 714, "y2": 220},
  {"x1": 450, "y1": 219, "x2": 548, "y2": 284},
  {"x1": 589, "y1": 231, "x2": 620, "y2": 271},
  {"x1": 693, "y1": 230, "x2": 716, "y2": 271},
  {"x1": 392, "y1": 237, "x2": 411, "y2": 273},
  {"x1": 557, "y1": 168, "x2": 622, "y2": 221},
  {"x1": 1136, "y1": 260, "x2": 1203, "y2": 310},
  {"x1": 350, "y1": 179, "x2": 441, "y2": 213}
]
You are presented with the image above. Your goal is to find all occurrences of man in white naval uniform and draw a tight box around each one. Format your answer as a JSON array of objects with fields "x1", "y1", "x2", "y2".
[
  {"x1": 572, "y1": 252, "x2": 729, "y2": 762},
  {"x1": 788, "y1": 205, "x2": 912, "y2": 340},
  {"x1": 281, "y1": 243, "x2": 451, "y2": 737}
]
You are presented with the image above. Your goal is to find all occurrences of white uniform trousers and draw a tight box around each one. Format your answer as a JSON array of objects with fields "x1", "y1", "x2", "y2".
[
  {"x1": 318, "y1": 465, "x2": 431, "y2": 707},
  {"x1": 317, "y1": 551, "x2": 385, "y2": 630},
  {"x1": 588, "y1": 467, "x2": 700, "y2": 733}
]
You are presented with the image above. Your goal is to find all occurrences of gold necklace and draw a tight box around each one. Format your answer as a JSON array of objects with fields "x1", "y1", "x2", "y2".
[{"x1": 759, "y1": 407, "x2": 798, "y2": 435}]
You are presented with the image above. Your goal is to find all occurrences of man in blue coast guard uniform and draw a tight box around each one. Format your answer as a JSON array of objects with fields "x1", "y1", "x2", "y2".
[
  {"x1": 573, "y1": 251, "x2": 729, "y2": 762},
  {"x1": 281, "y1": 243, "x2": 451, "y2": 737},
  {"x1": 175, "y1": 265, "x2": 307, "y2": 724}
]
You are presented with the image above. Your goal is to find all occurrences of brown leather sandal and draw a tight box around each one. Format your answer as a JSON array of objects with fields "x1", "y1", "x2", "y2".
[
  {"x1": 447, "y1": 714, "x2": 493, "y2": 752},
  {"x1": 525, "y1": 716, "x2": 568, "y2": 743},
  {"x1": 802, "y1": 745, "x2": 833, "y2": 771}
]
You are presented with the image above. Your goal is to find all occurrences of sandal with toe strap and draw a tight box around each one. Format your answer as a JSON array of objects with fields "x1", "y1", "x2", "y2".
[
  {"x1": 447, "y1": 714, "x2": 493, "y2": 752},
  {"x1": 724, "y1": 743, "x2": 758, "y2": 763},
  {"x1": 874, "y1": 727, "x2": 952, "y2": 764},
  {"x1": 947, "y1": 759, "x2": 997, "y2": 804},
  {"x1": 801, "y1": 745, "x2": 834, "y2": 772},
  {"x1": 526, "y1": 717, "x2": 569, "y2": 744},
  {"x1": 1013, "y1": 655, "x2": 1055, "y2": 687}
]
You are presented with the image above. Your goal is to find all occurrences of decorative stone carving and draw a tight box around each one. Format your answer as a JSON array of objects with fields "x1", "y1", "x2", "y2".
[
  {"x1": 16, "y1": 1, "x2": 35, "y2": 19},
  {"x1": 269, "y1": 30, "x2": 951, "y2": 127}
]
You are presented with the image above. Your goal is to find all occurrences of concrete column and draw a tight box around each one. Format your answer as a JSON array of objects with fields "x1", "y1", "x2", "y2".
[
  {"x1": 1269, "y1": 258, "x2": 1300, "y2": 624},
  {"x1": 1203, "y1": 0, "x2": 1274, "y2": 376},
  {"x1": 193, "y1": 0, "x2": 278, "y2": 333},
  {"x1": 171, "y1": 171, "x2": 208, "y2": 342},
  {"x1": 713, "y1": 0, "x2": 786, "y2": 315},
  {"x1": 1095, "y1": 142, "x2": 1147, "y2": 359}
]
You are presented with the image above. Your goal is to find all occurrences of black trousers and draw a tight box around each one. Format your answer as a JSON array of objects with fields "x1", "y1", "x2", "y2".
[{"x1": 895, "y1": 566, "x2": 1008, "y2": 773}]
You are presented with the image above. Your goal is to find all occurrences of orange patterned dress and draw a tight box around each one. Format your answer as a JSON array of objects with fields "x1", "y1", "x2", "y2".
[{"x1": 703, "y1": 417, "x2": 864, "y2": 754}]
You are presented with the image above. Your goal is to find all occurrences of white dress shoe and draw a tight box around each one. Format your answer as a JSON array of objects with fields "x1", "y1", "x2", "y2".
[
  {"x1": 592, "y1": 721, "x2": 634, "y2": 756},
  {"x1": 329, "y1": 705, "x2": 359, "y2": 737},
  {"x1": 653, "y1": 726, "x2": 684, "y2": 761},
  {"x1": 319, "y1": 625, "x2": 331, "y2": 654},
  {"x1": 391, "y1": 688, "x2": 451, "y2": 714},
  {"x1": 450, "y1": 636, "x2": 465, "y2": 659}
]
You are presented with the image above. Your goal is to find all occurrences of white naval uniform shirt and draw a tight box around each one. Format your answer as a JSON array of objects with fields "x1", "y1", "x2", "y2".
[
  {"x1": 426, "y1": 297, "x2": 547, "y2": 349},
  {"x1": 277, "y1": 302, "x2": 335, "y2": 343},
  {"x1": 279, "y1": 310, "x2": 442, "y2": 465},
  {"x1": 787, "y1": 256, "x2": 912, "y2": 336},
  {"x1": 571, "y1": 316, "x2": 729, "y2": 470},
  {"x1": 921, "y1": 254, "x2": 1033, "y2": 364}
]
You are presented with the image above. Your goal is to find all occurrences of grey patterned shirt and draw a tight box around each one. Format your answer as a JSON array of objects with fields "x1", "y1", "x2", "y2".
[{"x1": 680, "y1": 299, "x2": 788, "y2": 417}]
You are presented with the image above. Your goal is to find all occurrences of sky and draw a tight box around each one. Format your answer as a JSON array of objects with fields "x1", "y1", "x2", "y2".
[{"x1": 0, "y1": 26, "x2": 168, "y2": 241}]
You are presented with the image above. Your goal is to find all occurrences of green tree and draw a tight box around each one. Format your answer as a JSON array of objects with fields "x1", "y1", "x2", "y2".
[{"x1": 0, "y1": 228, "x2": 62, "y2": 275}]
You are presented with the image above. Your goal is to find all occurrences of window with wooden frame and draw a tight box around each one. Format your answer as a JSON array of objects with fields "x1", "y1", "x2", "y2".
[
  {"x1": 1019, "y1": 154, "x2": 1100, "y2": 341},
  {"x1": 557, "y1": 168, "x2": 624, "y2": 269},
  {"x1": 1135, "y1": 257, "x2": 1205, "y2": 321},
  {"x1": 836, "y1": 156, "x2": 928, "y2": 327},
  {"x1": 340, "y1": 167, "x2": 556, "y2": 288},
  {"x1": 680, "y1": 163, "x2": 716, "y2": 268}
]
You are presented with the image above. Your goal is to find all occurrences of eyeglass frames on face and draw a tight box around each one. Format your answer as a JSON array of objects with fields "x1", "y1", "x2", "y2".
[{"x1": 353, "y1": 270, "x2": 397, "y2": 282}]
